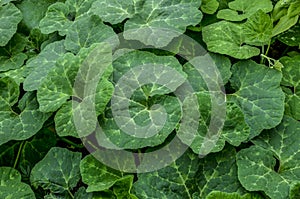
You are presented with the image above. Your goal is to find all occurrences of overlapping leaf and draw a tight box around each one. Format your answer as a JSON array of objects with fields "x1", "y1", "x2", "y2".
[
  {"x1": 24, "y1": 40, "x2": 66, "y2": 91},
  {"x1": 64, "y1": 15, "x2": 118, "y2": 54},
  {"x1": 0, "y1": 78, "x2": 51, "y2": 146},
  {"x1": 237, "y1": 116, "x2": 300, "y2": 199},
  {"x1": 0, "y1": 167, "x2": 35, "y2": 198},
  {"x1": 202, "y1": 21, "x2": 261, "y2": 59},
  {"x1": 0, "y1": 3, "x2": 22, "y2": 46},
  {"x1": 0, "y1": 128, "x2": 56, "y2": 170},
  {"x1": 92, "y1": 0, "x2": 203, "y2": 47},
  {"x1": 133, "y1": 146, "x2": 245, "y2": 198},
  {"x1": 80, "y1": 153, "x2": 136, "y2": 197},
  {"x1": 217, "y1": 0, "x2": 273, "y2": 21},
  {"x1": 277, "y1": 23, "x2": 300, "y2": 46},
  {"x1": 30, "y1": 147, "x2": 82, "y2": 195},
  {"x1": 98, "y1": 51, "x2": 185, "y2": 149},
  {"x1": 228, "y1": 60, "x2": 285, "y2": 138},
  {"x1": 280, "y1": 55, "x2": 300, "y2": 120},
  {"x1": 39, "y1": 0, "x2": 94, "y2": 35},
  {"x1": 0, "y1": 34, "x2": 28, "y2": 72}
]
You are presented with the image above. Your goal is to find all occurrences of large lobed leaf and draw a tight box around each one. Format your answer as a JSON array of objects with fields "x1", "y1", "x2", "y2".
[{"x1": 237, "y1": 116, "x2": 300, "y2": 199}]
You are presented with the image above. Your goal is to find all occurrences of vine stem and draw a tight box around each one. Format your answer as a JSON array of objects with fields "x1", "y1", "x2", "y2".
[
  {"x1": 67, "y1": 188, "x2": 74, "y2": 199},
  {"x1": 60, "y1": 137, "x2": 84, "y2": 149},
  {"x1": 13, "y1": 141, "x2": 25, "y2": 169}
]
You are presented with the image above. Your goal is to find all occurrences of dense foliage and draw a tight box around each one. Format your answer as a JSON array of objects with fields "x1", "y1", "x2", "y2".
[{"x1": 0, "y1": 0, "x2": 299, "y2": 198}]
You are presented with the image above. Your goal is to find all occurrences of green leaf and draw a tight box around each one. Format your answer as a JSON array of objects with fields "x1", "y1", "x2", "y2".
[
  {"x1": 64, "y1": 15, "x2": 118, "y2": 54},
  {"x1": 277, "y1": 23, "x2": 300, "y2": 46},
  {"x1": 37, "y1": 43, "x2": 113, "y2": 113},
  {"x1": 39, "y1": 0, "x2": 94, "y2": 35},
  {"x1": 30, "y1": 147, "x2": 82, "y2": 194},
  {"x1": 97, "y1": 50, "x2": 184, "y2": 149},
  {"x1": 202, "y1": 21, "x2": 260, "y2": 59},
  {"x1": 228, "y1": 60, "x2": 285, "y2": 139},
  {"x1": 37, "y1": 53, "x2": 80, "y2": 112},
  {"x1": 91, "y1": 0, "x2": 138, "y2": 24},
  {"x1": 0, "y1": 80, "x2": 51, "y2": 145},
  {"x1": 217, "y1": 0, "x2": 273, "y2": 21},
  {"x1": 272, "y1": 15, "x2": 299, "y2": 37},
  {"x1": 290, "y1": 183, "x2": 300, "y2": 199},
  {"x1": 133, "y1": 146, "x2": 245, "y2": 198},
  {"x1": 80, "y1": 154, "x2": 134, "y2": 193},
  {"x1": 123, "y1": 0, "x2": 203, "y2": 47},
  {"x1": 206, "y1": 191, "x2": 265, "y2": 199},
  {"x1": 0, "y1": 167, "x2": 35, "y2": 199},
  {"x1": 183, "y1": 53, "x2": 232, "y2": 92},
  {"x1": 280, "y1": 55, "x2": 300, "y2": 120},
  {"x1": 237, "y1": 116, "x2": 300, "y2": 199},
  {"x1": 23, "y1": 40, "x2": 66, "y2": 91},
  {"x1": 178, "y1": 92, "x2": 249, "y2": 154},
  {"x1": 201, "y1": 0, "x2": 219, "y2": 14},
  {"x1": 0, "y1": 3, "x2": 22, "y2": 46},
  {"x1": 0, "y1": 34, "x2": 28, "y2": 72},
  {"x1": 243, "y1": 10, "x2": 273, "y2": 46},
  {"x1": 0, "y1": 128, "x2": 56, "y2": 170},
  {"x1": 16, "y1": 0, "x2": 61, "y2": 30}
]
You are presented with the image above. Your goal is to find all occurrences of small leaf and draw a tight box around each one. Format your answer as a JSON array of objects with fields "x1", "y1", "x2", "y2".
[
  {"x1": 201, "y1": 0, "x2": 219, "y2": 14},
  {"x1": 217, "y1": 0, "x2": 273, "y2": 21},
  {"x1": 243, "y1": 10, "x2": 273, "y2": 46}
]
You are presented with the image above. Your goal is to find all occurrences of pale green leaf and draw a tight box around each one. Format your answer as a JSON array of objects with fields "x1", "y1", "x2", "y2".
[
  {"x1": 0, "y1": 167, "x2": 35, "y2": 199},
  {"x1": 243, "y1": 10, "x2": 273, "y2": 46},
  {"x1": 65, "y1": 15, "x2": 118, "y2": 53},
  {"x1": 228, "y1": 60, "x2": 285, "y2": 139},
  {"x1": 237, "y1": 116, "x2": 300, "y2": 199},
  {"x1": 202, "y1": 21, "x2": 260, "y2": 59},
  {"x1": 23, "y1": 40, "x2": 66, "y2": 91},
  {"x1": 201, "y1": 0, "x2": 219, "y2": 14},
  {"x1": 91, "y1": 0, "x2": 138, "y2": 24},
  {"x1": 124, "y1": 0, "x2": 203, "y2": 47},
  {"x1": 0, "y1": 3, "x2": 22, "y2": 46},
  {"x1": 37, "y1": 53, "x2": 80, "y2": 112},
  {"x1": 16, "y1": 0, "x2": 60, "y2": 29},
  {"x1": 30, "y1": 147, "x2": 82, "y2": 194},
  {"x1": 217, "y1": 0, "x2": 273, "y2": 21},
  {"x1": 39, "y1": 0, "x2": 94, "y2": 35},
  {"x1": 272, "y1": 15, "x2": 299, "y2": 37},
  {"x1": 97, "y1": 50, "x2": 184, "y2": 149}
]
